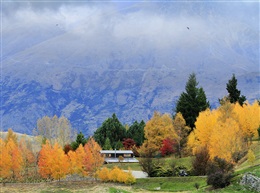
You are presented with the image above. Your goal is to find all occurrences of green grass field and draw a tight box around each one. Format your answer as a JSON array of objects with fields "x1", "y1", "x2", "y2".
[{"x1": 133, "y1": 176, "x2": 207, "y2": 192}]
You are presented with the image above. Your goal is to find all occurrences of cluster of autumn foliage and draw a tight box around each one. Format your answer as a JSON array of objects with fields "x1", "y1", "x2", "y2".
[
  {"x1": 188, "y1": 101, "x2": 260, "y2": 163},
  {"x1": 139, "y1": 101, "x2": 260, "y2": 162},
  {"x1": 0, "y1": 130, "x2": 135, "y2": 183},
  {"x1": 139, "y1": 111, "x2": 190, "y2": 158},
  {"x1": 38, "y1": 137, "x2": 104, "y2": 180},
  {"x1": 97, "y1": 167, "x2": 136, "y2": 184},
  {"x1": 0, "y1": 131, "x2": 37, "y2": 182}
]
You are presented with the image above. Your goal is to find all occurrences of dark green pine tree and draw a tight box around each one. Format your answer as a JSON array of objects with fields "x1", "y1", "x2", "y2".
[
  {"x1": 127, "y1": 120, "x2": 145, "y2": 147},
  {"x1": 71, "y1": 132, "x2": 88, "y2": 150},
  {"x1": 226, "y1": 74, "x2": 246, "y2": 106},
  {"x1": 175, "y1": 73, "x2": 210, "y2": 130},
  {"x1": 103, "y1": 137, "x2": 112, "y2": 150},
  {"x1": 93, "y1": 113, "x2": 126, "y2": 149}
]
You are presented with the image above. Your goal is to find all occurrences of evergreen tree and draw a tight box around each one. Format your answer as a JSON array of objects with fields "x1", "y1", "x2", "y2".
[
  {"x1": 226, "y1": 74, "x2": 246, "y2": 106},
  {"x1": 93, "y1": 113, "x2": 126, "y2": 149},
  {"x1": 71, "y1": 132, "x2": 87, "y2": 150},
  {"x1": 127, "y1": 120, "x2": 145, "y2": 146},
  {"x1": 115, "y1": 140, "x2": 124, "y2": 150},
  {"x1": 175, "y1": 73, "x2": 210, "y2": 130},
  {"x1": 103, "y1": 138, "x2": 112, "y2": 150}
]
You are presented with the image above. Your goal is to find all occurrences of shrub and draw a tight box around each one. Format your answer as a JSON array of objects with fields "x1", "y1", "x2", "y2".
[
  {"x1": 206, "y1": 156, "x2": 234, "y2": 189},
  {"x1": 207, "y1": 171, "x2": 232, "y2": 188},
  {"x1": 97, "y1": 167, "x2": 109, "y2": 182},
  {"x1": 194, "y1": 183, "x2": 200, "y2": 189},
  {"x1": 140, "y1": 158, "x2": 172, "y2": 177},
  {"x1": 139, "y1": 157, "x2": 155, "y2": 177},
  {"x1": 109, "y1": 167, "x2": 121, "y2": 182},
  {"x1": 192, "y1": 146, "x2": 210, "y2": 175},
  {"x1": 97, "y1": 167, "x2": 136, "y2": 184}
]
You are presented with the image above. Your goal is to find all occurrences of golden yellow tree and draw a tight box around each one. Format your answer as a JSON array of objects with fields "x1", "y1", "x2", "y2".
[
  {"x1": 68, "y1": 144, "x2": 87, "y2": 176},
  {"x1": 5, "y1": 138, "x2": 24, "y2": 180},
  {"x1": 84, "y1": 137, "x2": 104, "y2": 178},
  {"x1": 208, "y1": 118, "x2": 245, "y2": 162},
  {"x1": 38, "y1": 140, "x2": 53, "y2": 179},
  {"x1": 38, "y1": 141, "x2": 69, "y2": 180},
  {"x1": 141, "y1": 111, "x2": 176, "y2": 155},
  {"x1": 49, "y1": 142, "x2": 69, "y2": 180},
  {"x1": 188, "y1": 101, "x2": 257, "y2": 163},
  {"x1": 188, "y1": 109, "x2": 218, "y2": 154},
  {"x1": 234, "y1": 101, "x2": 260, "y2": 143}
]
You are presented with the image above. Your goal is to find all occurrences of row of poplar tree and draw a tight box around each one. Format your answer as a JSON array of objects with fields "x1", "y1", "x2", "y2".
[{"x1": 0, "y1": 130, "x2": 135, "y2": 183}]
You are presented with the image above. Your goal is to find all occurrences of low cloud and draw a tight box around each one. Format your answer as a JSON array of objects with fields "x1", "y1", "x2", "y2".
[{"x1": 2, "y1": 1, "x2": 259, "y2": 71}]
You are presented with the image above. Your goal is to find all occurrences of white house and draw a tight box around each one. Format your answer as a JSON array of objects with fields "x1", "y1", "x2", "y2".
[{"x1": 100, "y1": 150, "x2": 139, "y2": 164}]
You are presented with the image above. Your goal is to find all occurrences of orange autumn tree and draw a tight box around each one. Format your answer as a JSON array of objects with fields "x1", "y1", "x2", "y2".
[
  {"x1": 5, "y1": 138, "x2": 24, "y2": 180},
  {"x1": 83, "y1": 137, "x2": 104, "y2": 178},
  {"x1": 38, "y1": 140, "x2": 53, "y2": 179},
  {"x1": 49, "y1": 142, "x2": 69, "y2": 180},
  {"x1": 38, "y1": 141, "x2": 69, "y2": 180},
  {"x1": 68, "y1": 144, "x2": 87, "y2": 176},
  {"x1": 0, "y1": 138, "x2": 12, "y2": 182},
  {"x1": 140, "y1": 111, "x2": 177, "y2": 156}
]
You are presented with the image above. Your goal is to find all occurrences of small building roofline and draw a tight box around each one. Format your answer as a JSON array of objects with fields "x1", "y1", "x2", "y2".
[{"x1": 100, "y1": 150, "x2": 133, "y2": 154}]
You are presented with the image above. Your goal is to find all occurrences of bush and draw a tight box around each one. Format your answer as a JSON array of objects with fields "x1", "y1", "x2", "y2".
[
  {"x1": 206, "y1": 156, "x2": 234, "y2": 189},
  {"x1": 97, "y1": 167, "x2": 109, "y2": 182},
  {"x1": 140, "y1": 158, "x2": 179, "y2": 177},
  {"x1": 139, "y1": 157, "x2": 155, "y2": 177},
  {"x1": 108, "y1": 166, "x2": 121, "y2": 182},
  {"x1": 192, "y1": 146, "x2": 210, "y2": 176},
  {"x1": 207, "y1": 171, "x2": 232, "y2": 188},
  {"x1": 97, "y1": 167, "x2": 136, "y2": 184}
]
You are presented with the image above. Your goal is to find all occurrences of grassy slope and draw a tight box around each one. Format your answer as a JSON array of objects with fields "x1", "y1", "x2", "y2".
[
  {"x1": 0, "y1": 131, "x2": 41, "y2": 152},
  {"x1": 235, "y1": 141, "x2": 260, "y2": 177}
]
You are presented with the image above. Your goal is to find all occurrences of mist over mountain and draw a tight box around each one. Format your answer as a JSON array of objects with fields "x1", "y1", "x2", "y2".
[{"x1": 1, "y1": 1, "x2": 259, "y2": 136}]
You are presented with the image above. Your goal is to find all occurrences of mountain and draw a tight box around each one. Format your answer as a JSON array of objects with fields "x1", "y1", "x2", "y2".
[{"x1": 1, "y1": 2, "x2": 259, "y2": 136}]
